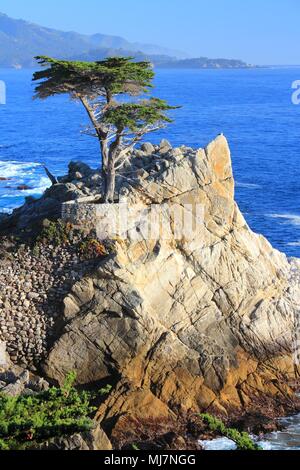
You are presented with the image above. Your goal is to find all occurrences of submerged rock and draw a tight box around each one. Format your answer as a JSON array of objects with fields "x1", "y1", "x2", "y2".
[{"x1": 17, "y1": 184, "x2": 32, "y2": 191}]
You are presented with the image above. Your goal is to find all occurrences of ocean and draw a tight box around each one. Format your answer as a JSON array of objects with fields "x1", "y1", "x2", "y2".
[{"x1": 0, "y1": 68, "x2": 299, "y2": 258}]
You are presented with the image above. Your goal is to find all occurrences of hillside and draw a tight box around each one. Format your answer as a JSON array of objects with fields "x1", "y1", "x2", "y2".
[
  {"x1": 0, "y1": 12, "x2": 252, "y2": 69},
  {"x1": 0, "y1": 12, "x2": 184, "y2": 67}
]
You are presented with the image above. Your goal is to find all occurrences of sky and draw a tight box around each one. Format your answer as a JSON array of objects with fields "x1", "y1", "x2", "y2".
[{"x1": 0, "y1": 0, "x2": 299, "y2": 65}]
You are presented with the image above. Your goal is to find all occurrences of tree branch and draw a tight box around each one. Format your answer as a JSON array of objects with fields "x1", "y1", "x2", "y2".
[
  {"x1": 79, "y1": 96, "x2": 107, "y2": 141},
  {"x1": 43, "y1": 166, "x2": 58, "y2": 186},
  {"x1": 114, "y1": 124, "x2": 165, "y2": 166}
]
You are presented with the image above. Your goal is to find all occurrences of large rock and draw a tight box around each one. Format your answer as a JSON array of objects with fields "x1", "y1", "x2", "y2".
[
  {"x1": 0, "y1": 166, "x2": 96, "y2": 233},
  {"x1": 35, "y1": 424, "x2": 112, "y2": 451},
  {"x1": 141, "y1": 142, "x2": 155, "y2": 155},
  {"x1": 159, "y1": 139, "x2": 172, "y2": 154},
  {"x1": 43, "y1": 136, "x2": 300, "y2": 427},
  {"x1": 68, "y1": 161, "x2": 94, "y2": 180}
]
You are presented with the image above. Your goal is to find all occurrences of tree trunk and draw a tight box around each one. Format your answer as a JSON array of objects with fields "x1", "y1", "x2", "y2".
[
  {"x1": 104, "y1": 164, "x2": 116, "y2": 203},
  {"x1": 79, "y1": 95, "x2": 109, "y2": 192},
  {"x1": 104, "y1": 129, "x2": 122, "y2": 203},
  {"x1": 101, "y1": 140, "x2": 109, "y2": 172},
  {"x1": 101, "y1": 140, "x2": 109, "y2": 198}
]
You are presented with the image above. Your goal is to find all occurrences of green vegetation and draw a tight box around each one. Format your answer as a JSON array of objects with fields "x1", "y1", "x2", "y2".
[
  {"x1": 79, "y1": 239, "x2": 108, "y2": 260},
  {"x1": 0, "y1": 373, "x2": 104, "y2": 451},
  {"x1": 33, "y1": 220, "x2": 110, "y2": 260},
  {"x1": 200, "y1": 413, "x2": 261, "y2": 451},
  {"x1": 98, "y1": 384, "x2": 113, "y2": 397},
  {"x1": 33, "y1": 56, "x2": 178, "y2": 202},
  {"x1": 36, "y1": 220, "x2": 73, "y2": 247}
]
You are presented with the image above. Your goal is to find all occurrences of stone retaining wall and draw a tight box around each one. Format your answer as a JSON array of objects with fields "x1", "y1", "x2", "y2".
[
  {"x1": 62, "y1": 198, "x2": 131, "y2": 240},
  {"x1": 62, "y1": 197, "x2": 100, "y2": 230}
]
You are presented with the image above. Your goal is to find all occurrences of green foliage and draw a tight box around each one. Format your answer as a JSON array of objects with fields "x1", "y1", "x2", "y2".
[
  {"x1": 36, "y1": 220, "x2": 73, "y2": 247},
  {"x1": 200, "y1": 414, "x2": 261, "y2": 451},
  {"x1": 98, "y1": 384, "x2": 113, "y2": 397},
  {"x1": 79, "y1": 239, "x2": 108, "y2": 260},
  {"x1": 132, "y1": 443, "x2": 140, "y2": 451},
  {"x1": 0, "y1": 372, "x2": 96, "y2": 450},
  {"x1": 33, "y1": 221, "x2": 111, "y2": 259},
  {"x1": 33, "y1": 55, "x2": 178, "y2": 201},
  {"x1": 62, "y1": 371, "x2": 78, "y2": 397},
  {"x1": 33, "y1": 56, "x2": 154, "y2": 100},
  {"x1": 102, "y1": 98, "x2": 178, "y2": 132},
  {"x1": 33, "y1": 56, "x2": 176, "y2": 140}
]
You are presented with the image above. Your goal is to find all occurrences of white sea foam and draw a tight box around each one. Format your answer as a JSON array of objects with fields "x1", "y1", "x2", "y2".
[
  {"x1": 287, "y1": 241, "x2": 300, "y2": 247},
  {"x1": 258, "y1": 440, "x2": 277, "y2": 450},
  {"x1": 0, "y1": 160, "x2": 41, "y2": 178},
  {"x1": 0, "y1": 207, "x2": 13, "y2": 214},
  {"x1": 236, "y1": 182, "x2": 261, "y2": 189},
  {"x1": 1, "y1": 176, "x2": 50, "y2": 196},
  {"x1": 21, "y1": 176, "x2": 50, "y2": 195},
  {"x1": 268, "y1": 214, "x2": 300, "y2": 226},
  {"x1": 0, "y1": 160, "x2": 51, "y2": 213},
  {"x1": 199, "y1": 437, "x2": 237, "y2": 451}
]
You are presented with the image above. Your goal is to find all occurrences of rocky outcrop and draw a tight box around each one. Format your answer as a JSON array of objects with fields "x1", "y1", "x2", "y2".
[
  {"x1": 0, "y1": 162, "x2": 101, "y2": 233},
  {"x1": 41, "y1": 135, "x2": 300, "y2": 431},
  {"x1": 33, "y1": 424, "x2": 112, "y2": 451},
  {"x1": 0, "y1": 341, "x2": 50, "y2": 396}
]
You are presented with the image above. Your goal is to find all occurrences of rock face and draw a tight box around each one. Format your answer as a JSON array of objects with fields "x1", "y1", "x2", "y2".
[
  {"x1": 42, "y1": 136, "x2": 299, "y2": 426},
  {"x1": 0, "y1": 165, "x2": 101, "y2": 233},
  {"x1": 34, "y1": 425, "x2": 112, "y2": 451}
]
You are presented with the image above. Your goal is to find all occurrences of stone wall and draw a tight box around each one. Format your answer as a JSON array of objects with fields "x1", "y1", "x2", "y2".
[
  {"x1": 62, "y1": 197, "x2": 148, "y2": 241},
  {"x1": 62, "y1": 197, "x2": 100, "y2": 230},
  {"x1": 62, "y1": 198, "x2": 127, "y2": 240}
]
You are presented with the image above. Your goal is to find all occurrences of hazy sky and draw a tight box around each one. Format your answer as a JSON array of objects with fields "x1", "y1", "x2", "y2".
[{"x1": 0, "y1": 0, "x2": 299, "y2": 64}]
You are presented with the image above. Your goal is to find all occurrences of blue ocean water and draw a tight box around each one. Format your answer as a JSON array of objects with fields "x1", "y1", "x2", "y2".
[{"x1": 0, "y1": 68, "x2": 299, "y2": 257}]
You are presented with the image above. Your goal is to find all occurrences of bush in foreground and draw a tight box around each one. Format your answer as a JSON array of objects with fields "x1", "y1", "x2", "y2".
[
  {"x1": 0, "y1": 373, "x2": 97, "y2": 450},
  {"x1": 200, "y1": 413, "x2": 262, "y2": 451}
]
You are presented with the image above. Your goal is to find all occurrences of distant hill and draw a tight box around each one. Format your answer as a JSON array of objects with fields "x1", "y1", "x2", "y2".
[
  {"x1": 0, "y1": 12, "x2": 185, "y2": 67},
  {"x1": 156, "y1": 57, "x2": 254, "y2": 69},
  {"x1": 0, "y1": 12, "x2": 253, "y2": 69},
  {"x1": 71, "y1": 49, "x2": 252, "y2": 69}
]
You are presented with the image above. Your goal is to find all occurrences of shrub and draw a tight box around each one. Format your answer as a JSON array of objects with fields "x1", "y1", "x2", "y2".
[
  {"x1": 78, "y1": 239, "x2": 108, "y2": 260},
  {"x1": 200, "y1": 413, "x2": 261, "y2": 451},
  {"x1": 0, "y1": 373, "x2": 96, "y2": 450},
  {"x1": 98, "y1": 384, "x2": 113, "y2": 397},
  {"x1": 36, "y1": 220, "x2": 73, "y2": 247}
]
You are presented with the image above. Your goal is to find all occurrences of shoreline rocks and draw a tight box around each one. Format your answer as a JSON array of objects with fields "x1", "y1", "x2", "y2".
[
  {"x1": 0, "y1": 135, "x2": 300, "y2": 448},
  {"x1": 39, "y1": 136, "x2": 300, "y2": 426}
]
